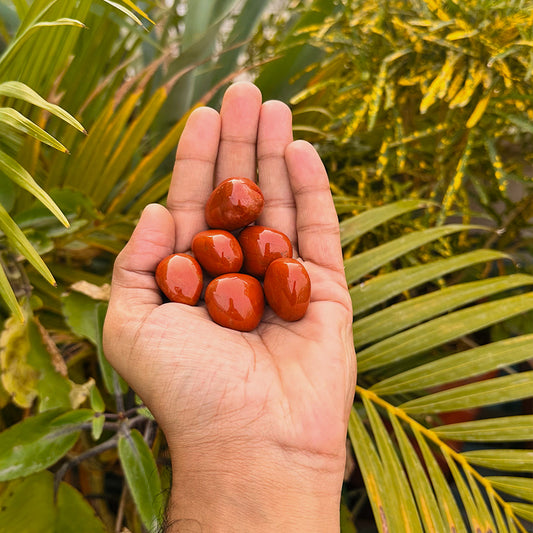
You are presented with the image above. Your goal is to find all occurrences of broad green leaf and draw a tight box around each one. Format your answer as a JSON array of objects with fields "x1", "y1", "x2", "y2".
[
  {"x1": 357, "y1": 293, "x2": 533, "y2": 372},
  {"x1": 354, "y1": 274, "x2": 533, "y2": 347},
  {"x1": 0, "y1": 408, "x2": 92, "y2": 481},
  {"x1": 389, "y1": 417, "x2": 446, "y2": 532},
  {"x1": 486, "y1": 476, "x2": 533, "y2": 502},
  {"x1": 0, "y1": 149, "x2": 69, "y2": 227},
  {"x1": 0, "y1": 202, "x2": 55, "y2": 285},
  {"x1": 340, "y1": 199, "x2": 429, "y2": 247},
  {"x1": 433, "y1": 415, "x2": 533, "y2": 442},
  {"x1": 461, "y1": 449, "x2": 533, "y2": 473},
  {"x1": 363, "y1": 397, "x2": 423, "y2": 532},
  {"x1": 400, "y1": 371, "x2": 533, "y2": 414},
  {"x1": 0, "y1": 470, "x2": 106, "y2": 533},
  {"x1": 0, "y1": 107, "x2": 67, "y2": 151},
  {"x1": 118, "y1": 429, "x2": 164, "y2": 531},
  {"x1": 344, "y1": 225, "x2": 481, "y2": 284},
  {"x1": 348, "y1": 407, "x2": 393, "y2": 533},
  {"x1": 371, "y1": 334, "x2": 533, "y2": 395},
  {"x1": 413, "y1": 430, "x2": 467, "y2": 532},
  {"x1": 0, "y1": 81, "x2": 85, "y2": 133},
  {"x1": 61, "y1": 292, "x2": 126, "y2": 395},
  {"x1": 351, "y1": 249, "x2": 508, "y2": 315}
]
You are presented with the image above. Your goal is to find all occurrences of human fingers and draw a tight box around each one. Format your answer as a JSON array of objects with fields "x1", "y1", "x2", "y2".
[
  {"x1": 215, "y1": 81, "x2": 262, "y2": 184},
  {"x1": 107, "y1": 203, "x2": 175, "y2": 312},
  {"x1": 167, "y1": 106, "x2": 221, "y2": 252},
  {"x1": 285, "y1": 140, "x2": 344, "y2": 275},
  {"x1": 256, "y1": 100, "x2": 297, "y2": 245}
]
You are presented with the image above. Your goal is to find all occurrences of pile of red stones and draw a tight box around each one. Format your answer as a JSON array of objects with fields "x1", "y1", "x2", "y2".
[{"x1": 155, "y1": 177, "x2": 311, "y2": 332}]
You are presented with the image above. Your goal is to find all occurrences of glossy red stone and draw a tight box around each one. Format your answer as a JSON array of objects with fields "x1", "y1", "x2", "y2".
[
  {"x1": 238, "y1": 226, "x2": 293, "y2": 277},
  {"x1": 205, "y1": 177, "x2": 264, "y2": 231},
  {"x1": 155, "y1": 253, "x2": 203, "y2": 305},
  {"x1": 192, "y1": 230, "x2": 243, "y2": 277},
  {"x1": 205, "y1": 274, "x2": 264, "y2": 331},
  {"x1": 263, "y1": 258, "x2": 311, "y2": 321}
]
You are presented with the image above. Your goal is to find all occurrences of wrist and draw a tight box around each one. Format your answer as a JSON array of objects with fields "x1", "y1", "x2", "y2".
[{"x1": 165, "y1": 441, "x2": 345, "y2": 532}]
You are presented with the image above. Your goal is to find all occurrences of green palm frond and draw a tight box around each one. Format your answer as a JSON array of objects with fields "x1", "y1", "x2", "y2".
[{"x1": 343, "y1": 200, "x2": 533, "y2": 531}]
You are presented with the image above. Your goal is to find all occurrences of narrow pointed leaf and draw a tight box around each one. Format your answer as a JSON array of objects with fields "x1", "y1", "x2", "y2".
[
  {"x1": 0, "y1": 150, "x2": 69, "y2": 227},
  {"x1": 0, "y1": 107, "x2": 68, "y2": 151},
  {"x1": 0, "y1": 262, "x2": 23, "y2": 321},
  {"x1": 400, "y1": 371, "x2": 533, "y2": 414},
  {"x1": 371, "y1": 334, "x2": 533, "y2": 395},
  {"x1": 345, "y1": 225, "x2": 482, "y2": 284},
  {"x1": 107, "y1": 0, "x2": 155, "y2": 24},
  {"x1": 464, "y1": 467, "x2": 498, "y2": 532},
  {"x1": 413, "y1": 430, "x2": 467, "y2": 532},
  {"x1": 358, "y1": 293, "x2": 533, "y2": 372},
  {"x1": 351, "y1": 249, "x2": 508, "y2": 315},
  {"x1": 340, "y1": 199, "x2": 429, "y2": 247},
  {"x1": 389, "y1": 417, "x2": 447, "y2": 532},
  {"x1": 443, "y1": 451, "x2": 486, "y2": 532},
  {"x1": 348, "y1": 407, "x2": 396, "y2": 533},
  {"x1": 355, "y1": 274, "x2": 533, "y2": 346},
  {"x1": 510, "y1": 503, "x2": 533, "y2": 522},
  {"x1": 0, "y1": 81, "x2": 85, "y2": 133},
  {"x1": 460, "y1": 449, "x2": 533, "y2": 473},
  {"x1": 486, "y1": 477, "x2": 533, "y2": 502},
  {"x1": 433, "y1": 415, "x2": 533, "y2": 442},
  {"x1": 363, "y1": 397, "x2": 423, "y2": 532},
  {"x1": 102, "y1": 1, "x2": 143, "y2": 26},
  {"x1": 0, "y1": 203, "x2": 55, "y2": 285}
]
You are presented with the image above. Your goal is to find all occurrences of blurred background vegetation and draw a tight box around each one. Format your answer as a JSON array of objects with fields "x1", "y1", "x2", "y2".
[{"x1": 0, "y1": 1, "x2": 532, "y2": 531}]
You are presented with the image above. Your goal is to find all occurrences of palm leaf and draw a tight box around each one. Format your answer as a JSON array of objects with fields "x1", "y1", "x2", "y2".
[{"x1": 346, "y1": 202, "x2": 532, "y2": 532}]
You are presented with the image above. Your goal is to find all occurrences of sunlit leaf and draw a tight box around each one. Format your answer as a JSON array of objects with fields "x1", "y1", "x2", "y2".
[
  {"x1": 371, "y1": 334, "x2": 533, "y2": 394},
  {"x1": 351, "y1": 249, "x2": 508, "y2": 315},
  {"x1": 345, "y1": 225, "x2": 481, "y2": 284},
  {"x1": 433, "y1": 415, "x2": 533, "y2": 442},
  {"x1": 400, "y1": 371, "x2": 533, "y2": 414},
  {"x1": 461, "y1": 449, "x2": 533, "y2": 473}
]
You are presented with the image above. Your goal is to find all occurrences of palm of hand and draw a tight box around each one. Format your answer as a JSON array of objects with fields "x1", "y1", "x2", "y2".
[{"x1": 104, "y1": 83, "x2": 356, "y2": 466}]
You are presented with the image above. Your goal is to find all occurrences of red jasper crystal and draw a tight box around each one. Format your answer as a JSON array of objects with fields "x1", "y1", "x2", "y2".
[
  {"x1": 205, "y1": 177, "x2": 264, "y2": 231},
  {"x1": 155, "y1": 253, "x2": 203, "y2": 305},
  {"x1": 205, "y1": 274, "x2": 264, "y2": 332},
  {"x1": 192, "y1": 230, "x2": 243, "y2": 277},
  {"x1": 238, "y1": 225, "x2": 293, "y2": 277},
  {"x1": 263, "y1": 258, "x2": 311, "y2": 322}
]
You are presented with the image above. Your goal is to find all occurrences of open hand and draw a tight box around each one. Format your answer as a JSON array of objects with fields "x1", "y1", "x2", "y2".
[{"x1": 103, "y1": 82, "x2": 356, "y2": 532}]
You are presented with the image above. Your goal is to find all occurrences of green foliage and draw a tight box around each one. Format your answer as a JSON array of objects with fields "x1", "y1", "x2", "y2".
[
  {"x1": 261, "y1": 0, "x2": 533, "y2": 232},
  {"x1": 0, "y1": 0, "x2": 532, "y2": 531}
]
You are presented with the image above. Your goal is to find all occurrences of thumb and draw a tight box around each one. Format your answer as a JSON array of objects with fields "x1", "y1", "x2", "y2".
[{"x1": 109, "y1": 203, "x2": 175, "y2": 309}]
